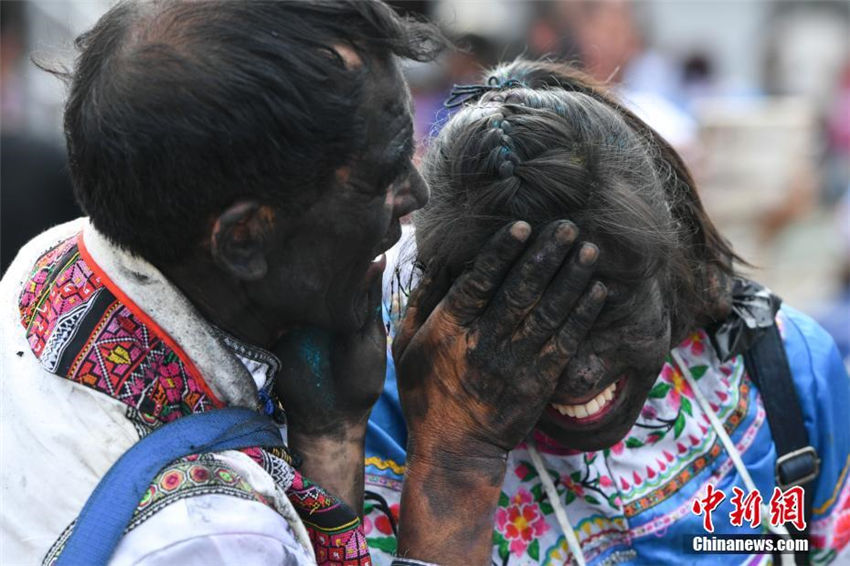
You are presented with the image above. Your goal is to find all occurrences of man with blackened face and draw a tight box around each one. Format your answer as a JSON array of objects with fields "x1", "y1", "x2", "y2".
[
  {"x1": 253, "y1": 51, "x2": 426, "y2": 334},
  {"x1": 0, "y1": 1, "x2": 442, "y2": 564}
]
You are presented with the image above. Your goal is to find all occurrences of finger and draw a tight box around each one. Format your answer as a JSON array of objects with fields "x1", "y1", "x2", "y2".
[
  {"x1": 440, "y1": 220, "x2": 532, "y2": 326},
  {"x1": 535, "y1": 281, "x2": 607, "y2": 378},
  {"x1": 359, "y1": 273, "x2": 388, "y2": 348},
  {"x1": 392, "y1": 273, "x2": 430, "y2": 361},
  {"x1": 479, "y1": 220, "x2": 579, "y2": 333},
  {"x1": 512, "y1": 242, "x2": 599, "y2": 357}
]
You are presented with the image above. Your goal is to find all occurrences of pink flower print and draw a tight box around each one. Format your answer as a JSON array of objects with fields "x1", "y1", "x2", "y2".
[
  {"x1": 161, "y1": 374, "x2": 185, "y2": 404},
  {"x1": 495, "y1": 488, "x2": 550, "y2": 556},
  {"x1": 599, "y1": 475, "x2": 613, "y2": 488},
  {"x1": 681, "y1": 332, "x2": 706, "y2": 356},
  {"x1": 509, "y1": 489, "x2": 533, "y2": 507},
  {"x1": 161, "y1": 361, "x2": 181, "y2": 378},
  {"x1": 660, "y1": 363, "x2": 693, "y2": 412},
  {"x1": 610, "y1": 440, "x2": 625, "y2": 456},
  {"x1": 362, "y1": 516, "x2": 373, "y2": 535}
]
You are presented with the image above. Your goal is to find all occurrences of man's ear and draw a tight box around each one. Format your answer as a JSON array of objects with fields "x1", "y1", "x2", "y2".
[{"x1": 209, "y1": 200, "x2": 275, "y2": 281}]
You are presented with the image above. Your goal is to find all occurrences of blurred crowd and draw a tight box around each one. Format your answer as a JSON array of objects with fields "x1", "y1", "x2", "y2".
[{"x1": 2, "y1": 0, "x2": 849, "y2": 366}]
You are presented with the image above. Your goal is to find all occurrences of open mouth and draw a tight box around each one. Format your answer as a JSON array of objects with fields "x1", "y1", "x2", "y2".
[{"x1": 545, "y1": 375, "x2": 628, "y2": 427}]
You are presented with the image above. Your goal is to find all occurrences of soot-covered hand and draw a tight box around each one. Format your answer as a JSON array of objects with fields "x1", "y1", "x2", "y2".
[
  {"x1": 393, "y1": 220, "x2": 606, "y2": 459},
  {"x1": 273, "y1": 278, "x2": 387, "y2": 437}
]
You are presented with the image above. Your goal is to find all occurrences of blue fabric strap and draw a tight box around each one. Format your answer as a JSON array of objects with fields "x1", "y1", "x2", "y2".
[
  {"x1": 56, "y1": 407, "x2": 284, "y2": 566},
  {"x1": 744, "y1": 323, "x2": 815, "y2": 565}
]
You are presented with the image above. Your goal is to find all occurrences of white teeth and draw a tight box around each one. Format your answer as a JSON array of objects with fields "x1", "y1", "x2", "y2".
[
  {"x1": 372, "y1": 253, "x2": 385, "y2": 263},
  {"x1": 551, "y1": 381, "x2": 618, "y2": 420}
]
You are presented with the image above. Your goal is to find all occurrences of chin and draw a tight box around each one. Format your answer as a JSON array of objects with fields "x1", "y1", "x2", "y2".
[{"x1": 536, "y1": 411, "x2": 637, "y2": 452}]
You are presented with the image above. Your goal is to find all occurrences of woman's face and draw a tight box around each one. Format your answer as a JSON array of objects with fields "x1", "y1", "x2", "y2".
[{"x1": 535, "y1": 277, "x2": 673, "y2": 451}]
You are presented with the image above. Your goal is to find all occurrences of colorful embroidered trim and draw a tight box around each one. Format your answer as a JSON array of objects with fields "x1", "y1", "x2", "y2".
[
  {"x1": 288, "y1": 473, "x2": 372, "y2": 565},
  {"x1": 18, "y1": 235, "x2": 224, "y2": 423},
  {"x1": 623, "y1": 378, "x2": 752, "y2": 517},
  {"x1": 42, "y1": 454, "x2": 270, "y2": 565},
  {"x1": 132, "y1": 454, "x2": 271, "y2": 529}
]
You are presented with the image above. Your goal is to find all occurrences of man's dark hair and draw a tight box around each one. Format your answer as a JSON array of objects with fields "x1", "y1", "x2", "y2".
[
  {"x1": 414, "y1": 60, "x2": 742, "y2": 340},
  {"x1": 52, "y1": 0, "x2": 441, "y2": 265}
]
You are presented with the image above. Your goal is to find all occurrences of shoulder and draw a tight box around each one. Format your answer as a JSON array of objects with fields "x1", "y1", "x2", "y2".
[
  {"x1": 43, "y1": 451, "x2": 315, "y2": 566},
  {"x1": 775, "y1": 306, "x2": 850, "y2": 526},
  {"x1": 111, "y1": 493, "x2": 314, "y2": 565},
  {"x1": 0, "y1": 218, "x2": 86, "y2": 291},
  {"x1": 777, "y1": 305, "x2": 847, "y2": 392}
]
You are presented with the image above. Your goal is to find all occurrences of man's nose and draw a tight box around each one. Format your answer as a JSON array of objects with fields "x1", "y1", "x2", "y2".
[{"x1": 392, "y1": 167, "x2": 429, "y2": 218}]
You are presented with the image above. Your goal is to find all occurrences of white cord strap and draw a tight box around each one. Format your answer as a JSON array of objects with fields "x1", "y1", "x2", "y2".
[
  {"x1": 671, "y1": 350, "x2": 790, "y2": 539},
  {"x1": 527, "y1": 442, "x2": 587, "y2": 566}
]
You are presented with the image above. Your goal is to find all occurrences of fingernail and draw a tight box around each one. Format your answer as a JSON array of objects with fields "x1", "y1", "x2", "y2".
[
  {"x1": 579, "y1": 243, "x2": 599, "y2": 265},
  {"x1": 556, "y1": 221, "x2": 578, "y2": 244},
  {"x1": 592, "y1": 281, "x2": 607, "y2": 299},
  {"x1": 510, "y1": 221, "x2": 531, "y2": 241}
]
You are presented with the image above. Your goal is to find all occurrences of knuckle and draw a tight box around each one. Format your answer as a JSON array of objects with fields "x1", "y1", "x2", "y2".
[
  {"x1": 555, "y1": 326, "x2": 581, "y2": 354},
  {"x1": 535, "y1": 301, "x2": 565, "y2": 330},
  {"x1": 447, "y1": 287, "x2": 486, "y2": 319},
  {"x1": 464, "y1": 272, "x2": 494, "y2": 298},
  {"x1": 572, "y1": 297, "x2": 602, "y2": 329},
  {"x1": 571, "y1": 309, "x2": 595, "y2": 331},
  {"x1": 522, "y1": 309, "x2": 558, "y2": 340},
  {"x1": 502, "y1": 288, "x2": 532, "y2": 313}
]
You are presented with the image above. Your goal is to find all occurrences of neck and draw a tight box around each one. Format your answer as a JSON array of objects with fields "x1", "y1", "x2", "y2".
[{"x1": 161, "y1": 258, "x2": 281, "y2": 349}]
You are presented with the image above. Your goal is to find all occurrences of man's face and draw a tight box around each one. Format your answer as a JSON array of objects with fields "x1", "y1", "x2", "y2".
[
  {"x1": 257, "y1": 56, "x2": 427, "y2": 332},
  {"x1": 536, "y1": 277, "x2": 673, "y2": 451}
]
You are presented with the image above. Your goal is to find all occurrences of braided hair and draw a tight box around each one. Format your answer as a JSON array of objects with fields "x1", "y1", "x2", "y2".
[{"x1": 413, "y1": 60, "x2": 740, "y2": 342}]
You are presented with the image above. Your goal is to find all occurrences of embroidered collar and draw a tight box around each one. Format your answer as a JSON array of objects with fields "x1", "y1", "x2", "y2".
[{"x1": 18, "y1": 223, "x2": 261, "y2": 423}]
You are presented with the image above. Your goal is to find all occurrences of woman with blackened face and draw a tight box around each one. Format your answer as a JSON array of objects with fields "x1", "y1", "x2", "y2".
[
  {"x1": 409, "y1": 64, "x2": 732, "y2": 454},
  {"x1": 365, "y1": 60, "x2": 850, "y2": 566}
]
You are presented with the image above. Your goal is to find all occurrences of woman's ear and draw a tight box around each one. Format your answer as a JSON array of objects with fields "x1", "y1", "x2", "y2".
[{"x1": 209, "y1": 200, "x2": 276, "y2": 281}]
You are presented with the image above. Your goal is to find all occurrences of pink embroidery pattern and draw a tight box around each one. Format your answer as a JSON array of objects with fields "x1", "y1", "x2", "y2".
[
  {"x1": 18, "y1": 236, "x2": 222, "y2": 423},
  {"x1": 495, "y1": 488, "x2": 551, "y2": 559}
]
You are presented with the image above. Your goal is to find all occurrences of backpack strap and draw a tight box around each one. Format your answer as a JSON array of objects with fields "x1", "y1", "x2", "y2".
[
  {"x1": 56, "y1": 407, "x2": 284, "y2": 566},
  {"x1": 744, "y1": 322, "x2": 819, "y2": 565}
]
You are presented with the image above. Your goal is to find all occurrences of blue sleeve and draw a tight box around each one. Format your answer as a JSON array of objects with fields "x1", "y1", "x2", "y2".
[
  {"x1": 366, "y1": 349, "x2": 407, "y2": 462},
  {"x1": 365, "y1": 306, "x2": 408, "y2": 481}
]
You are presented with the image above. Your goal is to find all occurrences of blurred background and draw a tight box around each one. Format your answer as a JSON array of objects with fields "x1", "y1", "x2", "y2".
[{"x1": 1, "y1": 0, "x2": 848, "y2": 365}]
